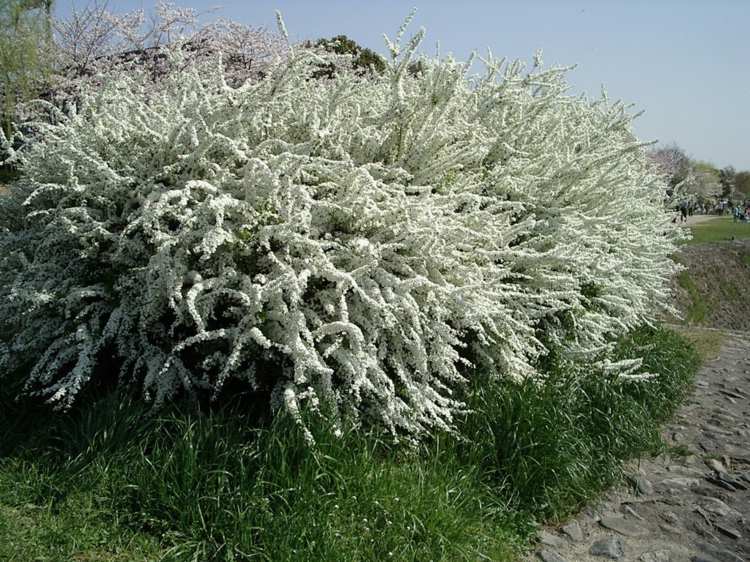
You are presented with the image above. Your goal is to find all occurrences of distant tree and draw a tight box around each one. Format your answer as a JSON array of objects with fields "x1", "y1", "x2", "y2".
[
  {"x1": 51, "y1": 1, "x2": 287, "y2": 92},
  {"x1": 693, "y1": 170, "x2": 720, "y2": 199},
  {"x1": 734, "y1": 170, "x2": 750, "y2": 198},
  {"x1": 318, "y1": 35, "x2": 386, "y2": 74},
  {"x1": 52, "y1": 0, "x2": 136, "y2": 77},
  {"x1": 647, "y1": 144, "x2": 691, "y2": 189},
  {"x1": 407, "y1": 59, "x2": 426, "y2": 77},
  {"x1": 692, "y1": 160, "x2": 719, "y2": 176},
  {"x1": 304, "y1": 34, "x2": 386, "y2": 79},
  {"x1": 0, "y1": 0, "x2": 53, "y2": 137},
  {"x1": 718, "y1": 166, "x2": 735, "y2": 199}
]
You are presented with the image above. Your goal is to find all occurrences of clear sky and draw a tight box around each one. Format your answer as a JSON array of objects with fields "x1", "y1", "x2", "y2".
[{"x1": 57, "y1": 0, "x2": 750, "y2": 169}]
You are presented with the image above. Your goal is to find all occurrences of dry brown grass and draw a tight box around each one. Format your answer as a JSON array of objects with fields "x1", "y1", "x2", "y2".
[{"x1": 670, "y1": 325, "x2": 725, "y2": 363}]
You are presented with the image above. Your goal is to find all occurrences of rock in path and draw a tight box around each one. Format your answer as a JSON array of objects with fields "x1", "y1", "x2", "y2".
[
  {"x1": 590, "y1": 536, "x2": 625, "y2": 559},
  {"x1": 599, "y1": 517, "x2": 649, "y2": 538},
  {"x1": 539, "y1": 530, "x2": 565, "y2": 548},
  {"x1": 561, "y1": 520, "x2": 584, "y2": 543},
  {"x1": 538, "y1": 549, "x2": 569, "y2": 562},
  {"x1": 638, "y1": 550, "x2": 672, "y2": 562},
  {"x1": 632, "y1": 476, "x2": 655, "y2": 496}
]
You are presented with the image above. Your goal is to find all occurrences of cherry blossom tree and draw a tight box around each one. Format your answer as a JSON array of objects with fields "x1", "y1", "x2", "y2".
[{"x1": 647, "y1": 144, "x2": 691, "y2": 189}]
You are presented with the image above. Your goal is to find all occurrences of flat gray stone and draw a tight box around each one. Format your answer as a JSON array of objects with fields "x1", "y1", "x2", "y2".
[
  {"x1": 702, "y1": 423, "x2": 732, "y2": 436},
  {"x1": 660, "y1": 477, "x2": 702, "y2": 488},
  {"x1": 539, "y1": 530, "x2": 565, "y2": 548},
  {"x1": 639, "y1": 550, "x2": 672, "y2": 562},
  {"x1": 705, "y1": 475, "x2": 737, "y2": 491},
  {"x1": 599, "y1": 516, "x2": 649, "y2": 537},
  {"x1": 697, "y1": 497, "x2": 740, "y2": 518},
  {"x1": 633, "y1": 475, "x2": 654, "y2": 495},
  {"x1": 714, "y1": 523, "x2": 741, "y2": 539},
  {"x1": 705, "y1": 458, "x2": 728, "y2": 474},
  {"x1": 694, "y1": 506, "x2": 713, "y2": 526},
  {"x1": 692, "y1": 520, "x2": 719, "y2": 541},
  {"x1": 712, "y1": 412, "x2": 736, "y2": 424},
  {"x1": 561, "y1": 520, "x2": 584, "y2": 542},
  {"x1": 665, "y1": 464, "x2": 703, "y2": 475},
  {"x1": 719, "y1": 475, "x2": 747, "y2": 490},
  {"x1": 589, "y1": 536, "x2": 624, "y2": 559},
  {"x1": 659, "y1": 495, "x2": 686, "y2": 506},
  {"x1": 538, "y1": 548, "x2": 569, "y2": 562},
  {"x1": 694, "y1": 485, "x2": 723, "y2": 498},
  {"x1": 658, "y1": 523, "x2": 681, "y2": 535},
  {"x1": 623, "y1": 505, "x2": 644, "y2": 520},
  {"x1": 696, "y1": 541, "x2": 745, "y2": 562}
]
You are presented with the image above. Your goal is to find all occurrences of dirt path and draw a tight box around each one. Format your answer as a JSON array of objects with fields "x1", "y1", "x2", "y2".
[
  {"x1": 681, "y1": 215, "x2": 726, "y2": 226},
  {"x1": 530, "y1": 331, "x2": 750, "y2": 562}
]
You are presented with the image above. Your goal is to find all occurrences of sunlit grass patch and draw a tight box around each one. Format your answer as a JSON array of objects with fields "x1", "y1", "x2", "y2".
[
  {"x1": 685, "y1": 216, "x2": 750, "y2": 244},
  {"x1": 670, "y1": 326, "x2": 725, "y2": 362},
  {"x1": 0, "y1": 468, "x2": 164, "y2": 562}
]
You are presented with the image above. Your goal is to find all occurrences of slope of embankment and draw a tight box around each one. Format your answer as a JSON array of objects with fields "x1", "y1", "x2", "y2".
[{"x1": 673, "y1": 239, "x2": 750, "y2": 331}]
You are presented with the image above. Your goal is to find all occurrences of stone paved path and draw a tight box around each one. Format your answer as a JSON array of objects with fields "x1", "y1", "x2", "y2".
[{"x1": 529, "y1": 331, "x2": 750, "y2": 562}]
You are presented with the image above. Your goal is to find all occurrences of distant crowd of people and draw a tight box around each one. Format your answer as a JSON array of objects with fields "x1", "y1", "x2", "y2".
[
  {"x1": 675, "y1": 201, "x2": 702, "y2": 223},
  {"x1": 674, "y1": 200, "x2": 750, "y2": 223},
  {"x1": 732, "y1": 204, "x2": 750, "y2": 222}
]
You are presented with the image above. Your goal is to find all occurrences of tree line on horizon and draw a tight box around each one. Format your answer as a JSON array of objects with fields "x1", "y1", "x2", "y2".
[{"x1": 648, "y1": 143, "x2": 750, "y2": 206}]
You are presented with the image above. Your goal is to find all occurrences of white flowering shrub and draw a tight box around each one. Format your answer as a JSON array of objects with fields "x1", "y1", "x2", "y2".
[{"x1": 0, "y1": 19, "x2": 684, "y2": 439}]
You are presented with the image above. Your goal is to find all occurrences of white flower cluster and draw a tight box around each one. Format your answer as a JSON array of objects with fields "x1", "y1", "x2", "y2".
[{"x1": 0, "y1": 22, "x2": 684, "y2": 439}]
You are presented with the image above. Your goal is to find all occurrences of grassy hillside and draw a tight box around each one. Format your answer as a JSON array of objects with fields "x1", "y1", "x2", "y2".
[{"x1": 674, "y1": 237, "x2": 750, "y2": 331}]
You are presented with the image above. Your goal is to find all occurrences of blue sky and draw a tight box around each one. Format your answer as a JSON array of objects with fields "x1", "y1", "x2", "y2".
[{"x1": 57, "y1": 0, "x2": 750, "y2": 169}]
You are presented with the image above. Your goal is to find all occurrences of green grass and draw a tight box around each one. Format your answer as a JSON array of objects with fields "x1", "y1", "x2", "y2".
[
  {"x1": 685, "y1": 216, "x2": 750, "y2": 244},
  {"x1": 453, "y1": 326, "x2": 699, "y2": 520},
  {"x1": 1, "y1": 402, "x2": 522, "y2": 561},
  {"x1": 0, "y1": 326, "x2": 700, "y2": 561},
  {"x1": 676, "y1": 270, "x2": 710, "y2": 323},
  {"x1": 0, "y1": 477, "x2": 163, "y2": 562}
]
